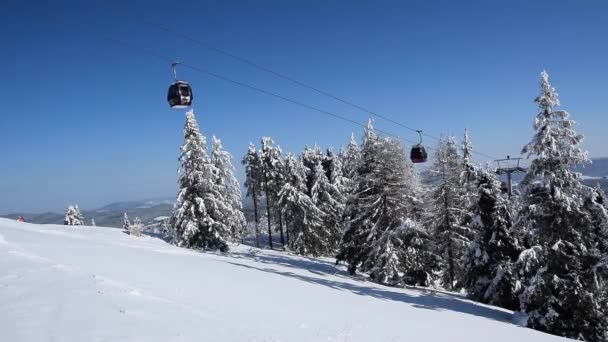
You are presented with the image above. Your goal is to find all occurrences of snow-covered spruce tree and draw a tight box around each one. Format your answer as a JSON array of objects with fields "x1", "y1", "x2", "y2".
[
  {"x1": 75, "y1": 205, "x2": 84, "y2": 224},
  {"x1": 337, "y1": 120, "x2": 427, "y2": 283},
  {"x1": 212, "y1": 135, "x2": 246, "y2": 242},
  {"x1": 259, "y1": 137, "x2": 286, "y2": 248},
  {"x1": 282, "y1": 153, "x2": 308, "y2": 195},
  {"x1": 337, "y1": 120, "x2": 383, "y2": 274},
  {"x1": 428, "y1": 136, "x2": 472, "y2": 290},
  {"x1": 514, "y1": 71, "x2": 608, "y2": 340},
  {"x1": 584, "y1": 187, "x2": 608, "y2": 318},
  {"x1": 340, "y1": 133, "x2": 361, "y2": 182},
  {"x1": 310, "y1": 160, "x2": 346, "y2": 254},
  {"x1": 395, "y1": 143, "x2": 437, "y2": 286},
  {"x1": 278, "y1": 156, "x2": 327, "y2": 256},
  {"x1": 326, "y1": 148, "x2": 347, "y2": 191},
  {"x1": 270, "y1": 146, "x2": 287, "y2": 247},
  {"x1": 242, "y1": 143, "x2": 263, "y2": 247},
  {"x1": 130, "y1": 217, "x2": 143, "y2": 237},
  {"x1": 170, "y1": 110, "x2": 231, "y2": 252},
  {"x1": 400, "y1": 218, "x2": 440, "y2": 286},
  {"x1": 461, "y1": 129, "x2": 477, "y2": 184},
  {"x1": 360, "y1": 138, "x2": 426, "y2": 285},
  {"x1": 90, "y1": 217, "x2": 96, "y2": 226},
  {"x1": 463, "y1": 167, "x2": 521, "y2": 310},
  {"x1": 337, "y1": 135, "x2": 360, "y2": 204},
  {"x1": 279, "y1": 152, "x2": 308, "y2": 245},
  {"x1": 327, "y1": 148, "x2": 349, "y2": 245},
  {"x1": 460, "y1": 129, "x2": 479, "y2": 220},
  {"x1": 584, "y1": 187, "x2": 608, "y2": 256},
  {"x1": 123, "y1": 212, "x2": 131, "y2": 232},
  {"x1": 64, "y1": 205, "x2": 84, "y2": 226},
  {"x1": 301, "y1": 144, "x2": 325, "y2": 194}
]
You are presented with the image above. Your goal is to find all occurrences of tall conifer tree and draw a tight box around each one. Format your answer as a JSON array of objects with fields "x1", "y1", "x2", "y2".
[
  {"x1": 516, "y1": 71, "x2": 608, "y2": 340},
  {"x1": 464, "y1": 168, "x2": 521, "y2": 310},
  {"x1": 212, "y1": 136, "x2": 246, "y2": 241},
  {"x1": 243, "y1": 143, "x2": 262, "y2": 247},
  {"x1": 170, "y1": 111, "x2": 230, "y2": 252},
  {"x1": 428, "y1": 136, "x2": 472, "y2": 290}
]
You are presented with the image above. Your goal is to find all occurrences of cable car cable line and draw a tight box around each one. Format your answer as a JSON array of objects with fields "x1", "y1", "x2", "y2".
[
  {"x1": 7, "y1": 2, "x2": 423, "y2": 149},
  {"x1": 113, "y1": 12, "x2": 500, "y2": 161},
  {"x1": 62, "y1": 0, "x2": 500, "y2": 161},
  {"x1": 147, "y1": 24, "x2": 498, "y2": 160},
  {"x1": 176, "y1": 61, "x2": 428, "y2": 148},
  {"x1": 9, "y1": 2, "x2": 501, "y2": 163}
]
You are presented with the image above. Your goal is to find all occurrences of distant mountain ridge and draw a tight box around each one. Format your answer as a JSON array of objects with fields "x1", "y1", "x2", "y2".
[
  {"x1": 1, "y1": 197, "x2": 257, "y2": 228},
  {"x1": 95, "y1": 198, "x2": 174, "y2": 212},
  {"x1": 1, "y1": 198, "x2": 175, "y2": 228},
  {"x1": 577, "y1": 157, "x2": 608, "y2": 178},
  {"x1": 577, "y1": 158, "x2": 608, "y2": 193},
  {"x1": 3, "y1": 158, "x2": 607, "y2": 227}
]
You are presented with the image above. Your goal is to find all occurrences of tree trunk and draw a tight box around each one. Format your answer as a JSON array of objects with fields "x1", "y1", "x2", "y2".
[
  {"x1": 264, "y1": 179, "x2": 274, "y2": 250},
  {"x1": 444, "y1": 191, "x2": 455, "y2": 290},
  {"x1": 447, "y1": 239, "x2": 455, "y2": 291},
  {"x1": 252, "y1": 187, "x2": 260, "y2": 248},
  {"x1": 278, "y1": 209, "x2": 285, "y2": 248},
  {"x1": 285, "y1": 217, "x2": 290, "y2": 245}
]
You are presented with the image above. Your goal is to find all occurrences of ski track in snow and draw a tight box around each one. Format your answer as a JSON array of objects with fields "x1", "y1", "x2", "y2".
[{"x1": 0, "y1": 219, "x2": 567, "y2": 341}]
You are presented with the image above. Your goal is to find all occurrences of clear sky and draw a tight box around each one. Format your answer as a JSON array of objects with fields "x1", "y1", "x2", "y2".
[{"x1": 1, "y1": 0, "x2": 607, "y2": 213}]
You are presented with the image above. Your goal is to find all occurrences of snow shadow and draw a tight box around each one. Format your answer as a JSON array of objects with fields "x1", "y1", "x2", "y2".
[
  {"x1": 228, "y1": 250, "x2": 351, "y2": 278},
  {"x1": 241, "y1": 233, "x2": 286, "y2": 250},
  {"x1": 223, "y1": 261, "x2": 513, "y2": 324},
  {"x1": 142, "y1": 230, "x2": 173, "y2": 243}
]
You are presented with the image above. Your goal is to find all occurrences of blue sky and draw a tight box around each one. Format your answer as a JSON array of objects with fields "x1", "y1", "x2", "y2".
[{"x1": 1, "y1": 0, "x2": 607, "y2": 213}]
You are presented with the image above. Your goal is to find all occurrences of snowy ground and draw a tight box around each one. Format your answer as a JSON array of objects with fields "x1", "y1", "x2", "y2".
[{"x1": 0, "y1": 218, "x2": 566, "y2": 341}]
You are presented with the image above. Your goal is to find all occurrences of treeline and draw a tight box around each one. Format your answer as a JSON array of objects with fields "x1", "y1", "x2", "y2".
[{"x1": 169, "y1": 71, "x2": 608, "y2": 341}]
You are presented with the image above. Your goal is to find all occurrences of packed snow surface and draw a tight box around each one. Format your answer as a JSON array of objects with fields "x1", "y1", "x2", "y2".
[{"x1": 0, "y1": 219, "x2": 566, "y2": 341}]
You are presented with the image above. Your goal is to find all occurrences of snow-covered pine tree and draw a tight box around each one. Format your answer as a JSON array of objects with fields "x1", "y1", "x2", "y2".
[
  {"x1": 212, "y1": 135, "x2": 246, "y2": 242},
  {"x1": 310, "y1": 160, "x2": 345, "y2": 254},
  {"x1": 428, "y1": 136, "x2": 472, "y2": 290},
  {"x1": 90, "y1": 217, "x2": 96, "y2": 226},
  {"x1": 516, "y1": 70, "x2": 608, "y2": 340},
  {"x1": 170, "y1": 110, "x2": 231, "y2": 252},
  {"x1": 463, "y1": 167, "x2": 521, "y2": 310},
  {"x1": 278, "y1": 156, "x2": 326, "y2": 256},
  {"x1": 123, "y1": 212, "x2": 131, "y2": 232},
  {"x1": 242, "y1": 143, "x2": 262, "y2": 247},
  {"x1": 64, "y1": 205, "x2": 84, "y2": 226}
]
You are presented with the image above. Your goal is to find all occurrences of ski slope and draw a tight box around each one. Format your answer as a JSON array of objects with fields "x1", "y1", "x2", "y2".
[{"x1": 0, "y1": 218, "x2": 566, "y2": 341}]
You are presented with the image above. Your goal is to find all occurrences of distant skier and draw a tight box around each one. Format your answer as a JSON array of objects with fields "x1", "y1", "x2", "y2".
[{"x1": 17, "y1": 216, "x2": 25, "y2": 222}]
